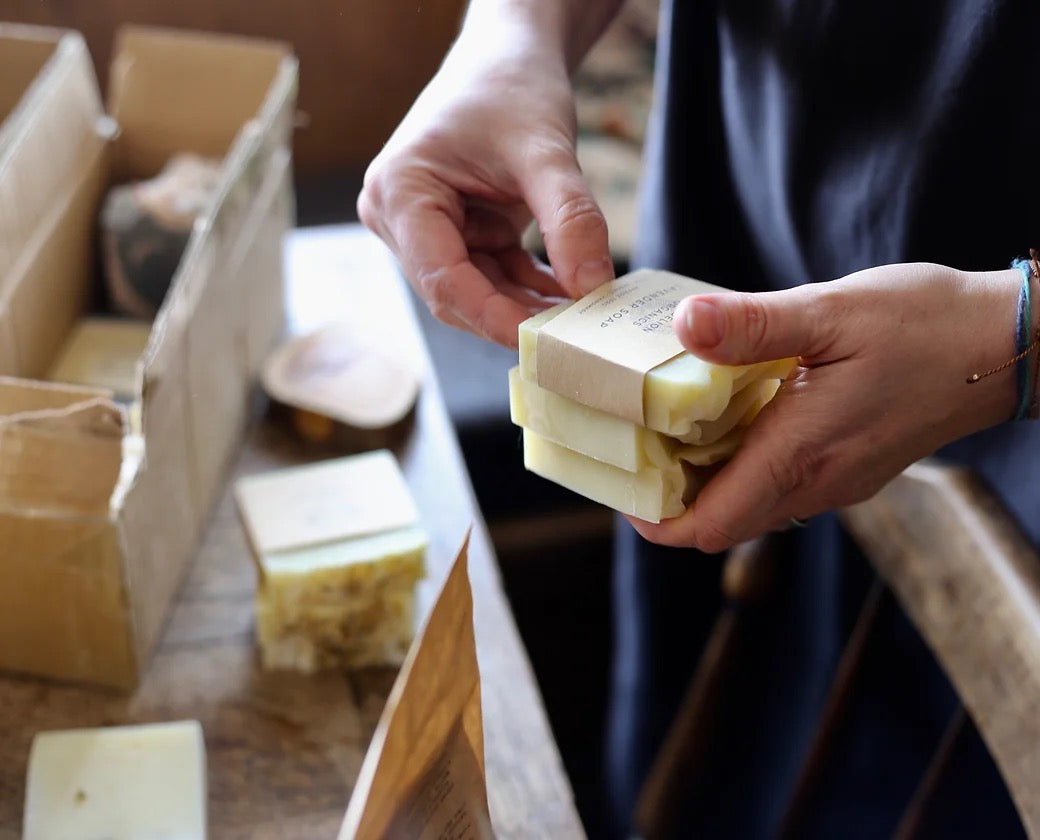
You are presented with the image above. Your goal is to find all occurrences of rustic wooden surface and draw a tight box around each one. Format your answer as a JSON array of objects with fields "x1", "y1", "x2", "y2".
[
  {"x1": 842, "y1": 460, "x2": 1040, "y2": 839},
  {"x1": 0, "y1": 225, "x2": 585, "y2": 839}
]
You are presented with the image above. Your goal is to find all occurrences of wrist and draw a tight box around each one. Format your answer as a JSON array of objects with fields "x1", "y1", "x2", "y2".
[
  {"x1": 962, "y1": 266, "x2": 1024, "y2": 425},
  {"x1": 459, "y1": 0, "x2": 622, "y2": 73}
]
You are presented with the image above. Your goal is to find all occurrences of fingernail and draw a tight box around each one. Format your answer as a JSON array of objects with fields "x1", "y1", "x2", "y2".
[
  {"x1": 574, "y1": 259, "x2": 614, "y2": 296},
  {"x1": 685, "y1": 299, "x2": 724, "y2": 348}
]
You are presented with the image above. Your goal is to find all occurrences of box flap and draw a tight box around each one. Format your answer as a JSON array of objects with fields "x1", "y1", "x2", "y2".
[
  {"x1": 0, "y1": 25, "x2": 60, "y2": 124},
  {"x1": 108, "y1": 25, "x2": 292, "y2": 179},
  {"x1": 0, "y1": 27, "x2": 104, "y2": 283},
  {"x1": 0, "y1": 378, "x2": 124, "y2": 517},
  {"x1": 0, "y1": 138, "x2": 106, "y2": 379}
]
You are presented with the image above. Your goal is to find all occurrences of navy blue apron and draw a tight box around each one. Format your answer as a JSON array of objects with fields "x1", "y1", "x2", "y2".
[{"x1": 607, "y1": 1, "x2": 1040, "y2": 836}]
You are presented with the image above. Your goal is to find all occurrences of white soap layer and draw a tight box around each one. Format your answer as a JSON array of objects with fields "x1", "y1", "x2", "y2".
[
  {"x1": 523, "y1": 429, "x2": 710, "y2": 523},
  {"x1": 24, "y1": 720, "x2": 206, "y2": 840},
  {"x1": 510, "y1": 367, "x2": 778, "y2": 472}
]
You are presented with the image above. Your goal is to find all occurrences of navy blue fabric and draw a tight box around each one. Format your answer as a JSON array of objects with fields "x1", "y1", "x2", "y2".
[{"x1": 608, "y1": 0, "x2": 1040, "y2": 836}]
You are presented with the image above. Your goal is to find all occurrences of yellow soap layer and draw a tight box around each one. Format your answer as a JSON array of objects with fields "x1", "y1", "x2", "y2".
[
  {"x1": 257, "y1": 525, "x2": 426, "y2": 672},
  {"x1": 257, "y1": 586, "x2": 416, "y2": 672},
  {"x1": 510, "y1": 366, "x2": 758, "y2": 472},
  {"x1": 519, "y1": 305, "x2": 795, "y2": 436},
  {"x1": 523, "y1": 429, "x2": 727, "y2": 523}
]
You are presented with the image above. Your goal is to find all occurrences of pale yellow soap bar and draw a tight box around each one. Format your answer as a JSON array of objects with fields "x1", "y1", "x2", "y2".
[
  {"x1": 684, "y1": 374, "x2": 782, "y2": 446},
  {"x1": 23, "y1": 720, "x2": 206, "y2": 840},
  {"x1": 257, "y1": 526, "x2": 426, "y2": 671},
  {"x1": 519, "y1": 304, "x2": 795, "y2": 436},
  {"x1": 522, "y1": 429, "x2": 735, "y2": 522},
  {"x1": 510, "y1": 366, "x2": 758, "y2": 472},
  {"x1": 234, "y1": 451, "x2": 428, "y2": 672},
  {"x1": 47, "y1": 317, "x2": 152, "y2": 400}
]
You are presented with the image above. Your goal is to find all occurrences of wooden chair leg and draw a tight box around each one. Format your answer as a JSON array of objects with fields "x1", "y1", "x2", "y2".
[
  {"x1": 632, "y1": 536, "x2": 780, "y2": 840},
  {"x1": 775, "y1": 576, "x2": 888, "y2": 839},
  {"x1": 893, "y1": 705, "x2": 969, "y2": 840}
]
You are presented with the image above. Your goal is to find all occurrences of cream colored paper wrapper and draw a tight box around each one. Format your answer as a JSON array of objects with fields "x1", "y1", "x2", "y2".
[
  {"x1": 339, "y1": 532, "x2": 494, "y2": 840},
  {"x1": 535, "y1": 269, "x2": 717, "y2": 424}
]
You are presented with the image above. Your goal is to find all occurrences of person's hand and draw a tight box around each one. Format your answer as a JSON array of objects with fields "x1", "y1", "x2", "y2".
[
  {"x1": 628, "y1": 263, "x2": 1022, "y2": 552},
  {"x1": 357, "y1": 25, "x2": 614, "y2": 348}
]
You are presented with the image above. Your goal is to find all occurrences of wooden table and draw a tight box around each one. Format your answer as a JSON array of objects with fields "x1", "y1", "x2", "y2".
[{"x1": 0, "y1": 225, "x2": 586, "y2": 839}]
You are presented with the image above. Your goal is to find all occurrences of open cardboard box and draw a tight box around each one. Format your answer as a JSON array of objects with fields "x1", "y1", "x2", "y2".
[{"x1": 0, "y1": 23, "x2": 297, "y2": 689}]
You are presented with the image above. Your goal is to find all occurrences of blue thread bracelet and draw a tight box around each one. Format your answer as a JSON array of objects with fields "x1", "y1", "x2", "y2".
[
  {"x1": 1011, "y1": 258, "x2": 1033, "y2": 420},
  {"x1": 966, "y1": 253, "x2": 1040, "y2": 422}
]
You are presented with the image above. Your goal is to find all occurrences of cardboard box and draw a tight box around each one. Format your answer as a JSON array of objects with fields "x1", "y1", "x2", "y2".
[{"x1": 0, "y1": 24, "x2": 298, "y2": 689}]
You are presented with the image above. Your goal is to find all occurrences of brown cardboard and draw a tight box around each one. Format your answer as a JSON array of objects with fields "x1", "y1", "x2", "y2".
[
  {"x1": 340, "y1": 533, "x2": 493, "y2": 840},
  {"x1": 0, "y1": 26, "x2": 103, "y2": 290},
  {"x1": 536, "y1": 270, "x2": 725, "y2": 424},
  {"x1": 0, "y1": 24, "x2": 297, "y2": 688}
]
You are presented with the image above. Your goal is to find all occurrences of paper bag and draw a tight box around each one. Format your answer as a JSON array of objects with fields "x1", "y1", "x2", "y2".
[{"x1": 340, "y1": 532, "x2": 495, "y2": 839}]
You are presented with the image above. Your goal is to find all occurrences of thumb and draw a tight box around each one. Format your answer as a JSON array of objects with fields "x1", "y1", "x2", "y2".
[
  {"x1": 521, "y1": 149, "x2": 613, "y2": 298},
  {"x1": 673, "y1": 287, "x2": 838, "y2": 365}
]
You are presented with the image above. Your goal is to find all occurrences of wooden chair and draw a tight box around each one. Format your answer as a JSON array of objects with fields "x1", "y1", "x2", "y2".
[{"x1": 634, "y1": 459, "x2": 1040, "y2": 839}]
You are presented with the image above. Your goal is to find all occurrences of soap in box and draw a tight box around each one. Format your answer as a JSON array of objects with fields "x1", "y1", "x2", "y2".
[
  {"x1": 0, "y1": 25, "x2": 296, "y2": 689},
  {"x1": 234, "y1": 450, "x2": 428, "y2": 672}
]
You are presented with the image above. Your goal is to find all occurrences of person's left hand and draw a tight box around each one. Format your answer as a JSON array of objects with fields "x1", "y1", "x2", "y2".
[{"x1": 628, "y1": 262, "x2": 1023, "y2": 552}]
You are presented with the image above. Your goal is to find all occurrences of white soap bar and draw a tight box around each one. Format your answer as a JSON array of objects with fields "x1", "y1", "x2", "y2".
[
  {"x1": 510, "y1": 367, "x2": 776, "y2": 473},
  {"x1": 235, "y1": 452, "x2": 428, "y2": 671},
  {"x1": 23, "y1": 720, "x2": 206, "y2": 840},
  {"x1": 47, "y1": 317, "x2": 152, "y2": 400},
  {"x1": 523, "y1": 429, "x2": 733, "y2": 522}
]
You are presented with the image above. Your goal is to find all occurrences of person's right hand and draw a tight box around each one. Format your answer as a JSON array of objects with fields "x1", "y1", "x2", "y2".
[{"x1": 357, "y1": 26, "x2": 614, "y2": 348}]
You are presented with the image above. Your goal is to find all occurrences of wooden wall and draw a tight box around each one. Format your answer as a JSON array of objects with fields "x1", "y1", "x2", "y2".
[{"x1": 1, "y1": 0, "x2": 466, "y2": 175}]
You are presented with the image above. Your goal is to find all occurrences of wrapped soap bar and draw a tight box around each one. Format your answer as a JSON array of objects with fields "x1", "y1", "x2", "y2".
[
  {"x1": 23, "y1": 721, "x2": 206, "y2": 840},
  {"x1": 510, "y1": 366, "x2": 764, "y2": 472},
  {"x1": 234, "y1": 451, "x2": 427, "y2": 672},
  {"x1": 523, "y1": 429, "x2": 736, "y2": 523},
  {"x1": 518, "y1": 270, "x2": 796, "y2": 434}
]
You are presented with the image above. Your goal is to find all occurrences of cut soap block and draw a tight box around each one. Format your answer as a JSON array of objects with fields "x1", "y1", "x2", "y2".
[
  {"x1": 522, "y1": 429, "x2": 732, "y2": 523},
  {"x1": 510, "y1": 366, "x2": 778, "y2": 472},
  {"x1": 234, "y1": 450, "x2": 427, "y2": 672},
  {"x1": 519, "y1": 299, "x2": 796, "y2": 436},
  {"x1": 23, "y1": 720, "x2": 206, "y2": 840},
  {"x1": 257, "y1": 527, "x2": 426, "y2": 671}
]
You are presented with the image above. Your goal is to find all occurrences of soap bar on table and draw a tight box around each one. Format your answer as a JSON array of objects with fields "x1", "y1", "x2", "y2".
[
  {"x1": 234, "y1": 450, "x2": 427, "y2": 672},
  {"x1": 23, "y1": 720, "x2": 206, "y2": 840}
]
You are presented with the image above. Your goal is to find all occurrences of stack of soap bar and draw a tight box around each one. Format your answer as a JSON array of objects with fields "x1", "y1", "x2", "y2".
[
  {"x1": 23, "y1": 720, "x2": 206, "y2": 840},
  {"x1": 511, "y1": 272, "x2": 796, "y2": 522},
  {"x1": 234, "y1": 450, "x2": 427, "y2": 672}
]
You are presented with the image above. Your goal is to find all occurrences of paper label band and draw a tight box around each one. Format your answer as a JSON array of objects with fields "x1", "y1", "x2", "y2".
[{"x1": 535, "y1": 270, "x2": 724, "y2": 424}]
